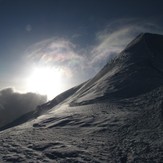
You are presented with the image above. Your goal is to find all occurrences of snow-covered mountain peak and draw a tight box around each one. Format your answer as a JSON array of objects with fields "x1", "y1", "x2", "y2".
[
  {"x1": 124, "y1": 33, "x2": 163, "y2": 52},
  {"x1": 123, "y1": 32, "x2": 163, "y2": 74},
  {"x1": 70, "y1": 33, "x2": 163, "y2": 105},
  {"x1": 124, "y1": 33, "x2": 163, "y2": 63}
]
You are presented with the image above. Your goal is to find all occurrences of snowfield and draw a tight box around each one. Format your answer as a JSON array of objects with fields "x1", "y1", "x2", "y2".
[{"x1": 0, "y1": 33, "x2": 163, "y2": 162}]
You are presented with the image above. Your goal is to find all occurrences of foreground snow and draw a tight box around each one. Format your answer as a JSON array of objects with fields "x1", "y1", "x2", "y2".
[{"x1": 0, "y1": 89, "x2": 163, "y2": 162}]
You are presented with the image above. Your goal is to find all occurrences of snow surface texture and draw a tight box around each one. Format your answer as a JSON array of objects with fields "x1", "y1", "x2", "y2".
[{"x1": 0, "y1": 33, "x2": 163, "y2": 162}]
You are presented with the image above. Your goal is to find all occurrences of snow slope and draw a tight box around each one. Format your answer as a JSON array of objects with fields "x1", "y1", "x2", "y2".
[{"x1": 0, "y1": 33, "x2": 163, "y2": 162}]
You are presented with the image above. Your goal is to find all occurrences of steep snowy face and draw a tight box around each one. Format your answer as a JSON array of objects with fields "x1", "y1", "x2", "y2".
[{"x1": 71, "y1": 33, "x2": 163, "y2": 104}]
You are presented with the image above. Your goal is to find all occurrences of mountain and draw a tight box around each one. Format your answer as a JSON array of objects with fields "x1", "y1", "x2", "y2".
[
  {"x1": 0, "y1": 33, "x2": 163, "y2": 162},
  {"x1": 70, "y1": 33, "x2": 163, "y2": 104}
]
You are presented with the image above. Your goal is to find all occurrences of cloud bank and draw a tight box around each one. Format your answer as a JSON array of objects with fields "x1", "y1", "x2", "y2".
[{"x1": 0, "y1": 88, "x2": 47, "y2": 128}]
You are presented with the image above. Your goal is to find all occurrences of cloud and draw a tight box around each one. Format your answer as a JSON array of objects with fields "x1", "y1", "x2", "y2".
[
  {"x1": 26, "y1": 38, "x2": 91, "y2": 84},
  {"x1": 0, "y1": 88, "x2": 47, "y2": 128},
  {"x1": 27, "y1": 38, "x2": 82, "y2": 65},
  {"x1": 25, "y1": 18, "x2": 163, "y2": 85}
]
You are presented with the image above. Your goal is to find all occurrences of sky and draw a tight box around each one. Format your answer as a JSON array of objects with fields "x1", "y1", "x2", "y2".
[{"x1": 0, "y1": 0, "x2": 163, "y2": 100}]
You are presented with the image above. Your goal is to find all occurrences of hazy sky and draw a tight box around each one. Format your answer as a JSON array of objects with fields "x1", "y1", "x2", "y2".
[{"x1": 0, "y1": 0, "x2": 163, "y2": 99}]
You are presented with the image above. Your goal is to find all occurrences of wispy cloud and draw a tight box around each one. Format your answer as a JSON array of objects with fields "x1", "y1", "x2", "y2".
[
  {"x1": 26, "y1": 18, "x2": 163, "y2": 84},
  {"x1": 26, "y1": 37, "x2": 91, "y2": 84}
]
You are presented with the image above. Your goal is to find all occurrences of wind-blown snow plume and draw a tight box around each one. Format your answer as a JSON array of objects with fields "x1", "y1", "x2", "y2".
[{"x1": 91, "y1": 19, "x2": 163, "y2": 69}]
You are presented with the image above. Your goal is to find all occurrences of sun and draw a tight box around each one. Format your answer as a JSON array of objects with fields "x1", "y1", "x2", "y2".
[{"x1": 26, "y1": 66, "x2": 63, "y2": 100}]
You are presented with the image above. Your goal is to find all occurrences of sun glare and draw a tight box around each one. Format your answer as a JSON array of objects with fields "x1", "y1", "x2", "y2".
[{"x1": 26, "y1": 66, "x2": 63, "y2": 100}]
